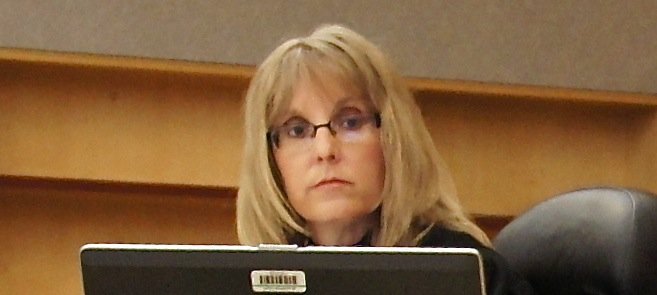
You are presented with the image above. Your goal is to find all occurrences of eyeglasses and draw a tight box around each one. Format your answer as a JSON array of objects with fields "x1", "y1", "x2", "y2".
[{"x1": 267, "y1": 112, "x2": 381, "y2": 151}]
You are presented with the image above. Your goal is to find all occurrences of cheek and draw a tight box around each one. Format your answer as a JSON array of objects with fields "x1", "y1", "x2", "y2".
[
  {"x1": 348, "y1": 139, "x2": 386, "y2": 199},
  {"x1": 273, "y1": 152, "x2": 302, "y2": 196},
  {"x1": 274, "y1": 154, "x2": 309, "y2": 219}
]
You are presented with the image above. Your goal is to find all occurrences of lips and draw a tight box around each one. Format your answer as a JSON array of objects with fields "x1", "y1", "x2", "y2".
[{"x1": 313, "y1": 178, "x2": 352, "y2": 188}]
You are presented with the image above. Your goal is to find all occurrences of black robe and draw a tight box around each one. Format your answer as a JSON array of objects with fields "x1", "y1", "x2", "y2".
[
  {"x1": 418, "y1": 226, "x2": 535, "y2": 295},
  {"x1": 303, "y1": 226, "x2": 535, "y2": 294}
]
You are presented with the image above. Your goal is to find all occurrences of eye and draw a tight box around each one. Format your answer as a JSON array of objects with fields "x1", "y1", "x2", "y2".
[
  {"x1": 337, "y1": 114, "x2": 366, "y2": 131},
  {"x1": 284, "y1": 122, "x2": 312, "y2": 138}
]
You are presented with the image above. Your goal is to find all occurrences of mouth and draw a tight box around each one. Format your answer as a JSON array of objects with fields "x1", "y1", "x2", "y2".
[{"x1": 313, "y1": 178, "x2": 352, "y2": 188}]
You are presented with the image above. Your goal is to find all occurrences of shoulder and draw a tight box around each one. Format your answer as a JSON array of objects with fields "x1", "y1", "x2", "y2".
[
  {"x1": 418, "y1": 225, "x2": 484, "y2": 248},
  {"x1": 419, "y1": 226, "x2": 535, "y2": 295}
]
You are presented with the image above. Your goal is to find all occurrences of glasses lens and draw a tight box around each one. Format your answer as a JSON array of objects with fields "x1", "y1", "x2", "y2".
[
  {"x1": 332, "y1": 113, "x2": 373, "y2": 142},
  {"x1": 275, "y1": 121, "x2": 312, "y2": 150},
  {"x1": 270, "y1": 113, "x2": 379, "y2": 151}
]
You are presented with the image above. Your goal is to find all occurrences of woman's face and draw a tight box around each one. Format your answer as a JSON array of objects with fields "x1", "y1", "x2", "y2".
[{"x1": 271, "y1": 78, "x2": 385, "y2": 228}]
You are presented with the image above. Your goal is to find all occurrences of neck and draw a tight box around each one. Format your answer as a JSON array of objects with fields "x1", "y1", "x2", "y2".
[{"x1": 308, "y1": 214, "x2": 378, "y2": 246}]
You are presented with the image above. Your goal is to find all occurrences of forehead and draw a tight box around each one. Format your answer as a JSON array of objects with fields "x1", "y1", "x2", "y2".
[
  {"x1": 271, "y1": 74, "x2": 372, "y2": 124},
  {"x1": 266, "y1": 46, "x2": 375, "y2": 125},
  {"x1": 289, "y1": 76, "x2": 367, "y2": 110}
]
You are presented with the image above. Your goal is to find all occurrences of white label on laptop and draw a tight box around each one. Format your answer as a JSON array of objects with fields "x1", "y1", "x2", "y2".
[{"x1": 250, "y1": 270, "x2": 307, "y2": 293}]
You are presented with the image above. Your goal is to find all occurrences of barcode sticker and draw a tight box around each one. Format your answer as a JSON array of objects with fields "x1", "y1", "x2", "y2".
[{"x1": 251, "y1": 270, "x2": 306, "y2": 293}]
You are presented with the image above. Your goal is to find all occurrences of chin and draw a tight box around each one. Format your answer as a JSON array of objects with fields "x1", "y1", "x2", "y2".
[
  {"x1": 305, "y1": 205, "x2": 376, "y2": 224},
  {"x1": 293, "y1": 193, "x2": 381, "y2": 223}
]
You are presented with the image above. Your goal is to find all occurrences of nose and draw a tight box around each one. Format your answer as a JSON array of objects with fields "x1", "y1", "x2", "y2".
[{"x1": 312, "y1": 127, "x2": 339, "y2": 162}]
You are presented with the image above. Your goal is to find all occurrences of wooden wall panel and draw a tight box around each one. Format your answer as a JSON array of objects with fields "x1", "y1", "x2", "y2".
[
  {"x1": 417, "y1": 94, "x2": 655, "y2": 214},
  {"x1": 0, "y1": 59, "x2": 245, "y2": 187},
  {"x1": 0, "y1": 179, "x2": 236, "y2": 295},
  {"x1": 2, "y1": 55, "x2": 656, "y2": 216},
  {"x1": 628, "y1": 113, "x2": 657, "y2": 190},
  {"x1": 0, "y1": 177, "x2": 510, "y2": 295},
  {"x1": 1, "y1": 51, "x2": 656, "y2": 294}
]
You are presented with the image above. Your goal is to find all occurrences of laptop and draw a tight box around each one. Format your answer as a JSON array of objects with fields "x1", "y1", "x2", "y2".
[{"x1": 80, "y1": 243, "x2": 486, "y2": 295}]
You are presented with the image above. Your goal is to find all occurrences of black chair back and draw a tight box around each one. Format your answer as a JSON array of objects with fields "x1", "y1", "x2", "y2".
[{"x1": 493, "y1": 187, "x2": 657, "y2": 295}]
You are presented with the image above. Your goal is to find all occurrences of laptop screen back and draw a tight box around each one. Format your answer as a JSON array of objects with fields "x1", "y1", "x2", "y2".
[{"x1": 80, "y1": 244, "x2": 485, "y2": 295}]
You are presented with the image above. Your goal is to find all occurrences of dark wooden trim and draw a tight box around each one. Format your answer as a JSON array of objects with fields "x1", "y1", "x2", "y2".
[
  {"x1": 0, "y1": 174, "x2": 513, "y2": 237},
  {"x1": 3, "y1": 48, "x2": 656, "y2": 107},
  {"x1": 408, "y1": 77, "x2": 657, "y2": 107},
  {"x1": 0, "y1": 174, "x2": 236, "y2": 198},
  {"x1": 0, "y1": 174, "x2": 514, "y2": 216},
  {"x1": 472, "y1": 214, "x2": 515, "y2": 226},
  {"x1": 472, "y1": 214, "x2": 514, "y2": 239}
]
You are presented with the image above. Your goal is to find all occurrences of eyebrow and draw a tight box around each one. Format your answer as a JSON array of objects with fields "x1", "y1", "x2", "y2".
[{"x1": 279, "y1": 96, "x2": 365, "y2": 123}]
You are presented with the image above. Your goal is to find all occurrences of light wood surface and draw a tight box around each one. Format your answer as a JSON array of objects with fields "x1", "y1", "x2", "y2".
[
  {"x1": 2, "y1": 49, "x2": 655, "y2": 214},
  {"x1": 0, "y1": 177, "x2": 236, "y2": 295},
  {"x1": 1, "y1": 49, "x2": 656, "y2": 294},
  {"x1": 0, "y1": 176, "x2": 509, "y2": 295}
]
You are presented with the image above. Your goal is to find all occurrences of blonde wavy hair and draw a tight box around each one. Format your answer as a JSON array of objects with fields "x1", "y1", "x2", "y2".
[{"x1": 236, "y1": 24, "x2": 491, "y2": 247}]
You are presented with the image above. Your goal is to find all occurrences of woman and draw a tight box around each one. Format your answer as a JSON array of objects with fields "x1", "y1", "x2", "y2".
[{"x1": 236, "y1": 24, "x2": 533, "y2": 294}]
